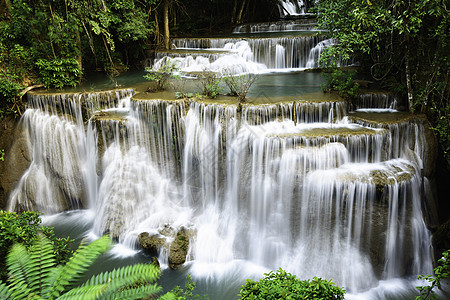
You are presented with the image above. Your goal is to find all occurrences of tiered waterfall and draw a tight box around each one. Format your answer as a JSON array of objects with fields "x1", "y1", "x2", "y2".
[{"x1": 6, "y1": 7, "x2": 437, "y2": 299}]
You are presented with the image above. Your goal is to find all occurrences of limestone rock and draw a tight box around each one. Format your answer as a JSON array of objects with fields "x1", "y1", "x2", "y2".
[
  {"x1": 168, "y1": 227, "x2": 190, "y2": 270},
  {"x1": 138, "y1": 232, "x2": 166, "y2": 256},
  {"x1": 138, "y1": 225, "x2": 195, "y2": 270},
  {"x1": 0, "y1": 119, "x2": 31, "y2": 209}
]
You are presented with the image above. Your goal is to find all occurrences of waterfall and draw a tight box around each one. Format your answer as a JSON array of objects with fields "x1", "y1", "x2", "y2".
[
  {"x1": 232, "y1": 20, "x2": 318, "y2": 33},
  {"x1": 355, "y1": 93, "x2": 398, "y2": 109},
  {"x1": 152, "y1": 35, "x2": 326, "y2": 73},
  {"x1": 8, "y1": 85, "x2": 435, "y2": 295},
  {"x1": 278, "y1": 0, "x2": 306, "y2": 17}
]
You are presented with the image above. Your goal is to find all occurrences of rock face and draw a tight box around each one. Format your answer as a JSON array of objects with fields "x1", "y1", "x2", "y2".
[
  {"x1": 138, "y1": 224, "x2": 194, "y2": 270},
  {"x1": 432, "y1": 218, "x2": 450, "y2": 256},
  {"x1": 0, "y1": 117, "x2": 32, "y2": 209}
]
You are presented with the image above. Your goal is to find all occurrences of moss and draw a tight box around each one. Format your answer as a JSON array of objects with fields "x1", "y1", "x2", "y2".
[{"x1": 348, "y1": 111, "x2": 428, "y2": 127}]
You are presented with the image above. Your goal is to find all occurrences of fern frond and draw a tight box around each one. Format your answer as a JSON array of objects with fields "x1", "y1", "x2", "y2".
[
  {"x1": 43, "y1": 235, "x2": 111, "y2": 299},
  {"x1": 83, "y1": 263, "x2": 160, "y2": 287},
  {"x1": 82, "y1": 263, "x2": 161, "y2": 295},
  {"x1": 6, "y1": 243, "x2": 31, "y2": 287},
  {"x1": 159, "y1": 292, "x2": 177, "y2": 300},
  {"x1": 105, "y1": 283, "x2": 163, "y2": 300},
  {"x1": 0, "y1": 282, "x2": 13, "y2": 300},
  {"x1": 55, "y1": 284, "x2": 108, "y2": 300},
  {"x1": 8, "y1": 279, "x2": 39, "y2": 300},
  {"x1": 27, "y1": 235, "x2": 57, "y2": 296}
]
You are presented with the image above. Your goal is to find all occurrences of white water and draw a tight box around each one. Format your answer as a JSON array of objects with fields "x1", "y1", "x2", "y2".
[
  {"x1": 151, "y1": 35, "x2": 326, "y2": 74},
  {"x1": 278, "y1": 0, "x2": 306, "y2": 17},
  {"x1": 10, "y1": 87, "x2": 435, "y2": 298}
]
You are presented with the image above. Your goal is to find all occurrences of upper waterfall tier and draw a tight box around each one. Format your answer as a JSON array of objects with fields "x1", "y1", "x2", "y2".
[
  {"x1": 233, "y1": 19, "x2": 318, "y2": 34},
  {"x1": 278, "y1": 0, "x2": 316, "y2": 18},
  {"x1": 150, "y1": 34, "x2": 332, "y2": 73}
]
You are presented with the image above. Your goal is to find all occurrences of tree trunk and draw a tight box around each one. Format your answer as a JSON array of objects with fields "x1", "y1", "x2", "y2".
[
  {"x1": 405, "y1": 37, "x2": 414, "y2": 112},
  {"x1": 163, "y1": 0, "x2": 170, "y2": 50},
  {"x1": 236, "y1": 0, "x2": 248, "y2": 25},
  {"x1": 231, "y1": 0, "x2": 238, "y2": 24},
  {"x1": 154, "y1": 10, "x2": 161, "y2": 47}
]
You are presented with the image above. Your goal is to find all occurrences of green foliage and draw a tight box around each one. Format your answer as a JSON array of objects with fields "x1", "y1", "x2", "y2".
[
  {"x1": 170, "y1": 274, "x2": 209, "y2": 300},
  {"x1": 0, "y1": 70, "x2": 24, "y2": 119},
  {"x1": 175, "y1": 92, "x2": 194, "y2": 99},
  {"x1": 238, "y1": 268, "x2": 345, "y2": 300},
  {"x1": 0, "y1": 149, "x2": 4, "y2": 161},
  {"x1": 314, "y1": 0, "x2": 450, "y2": 162},
  {"x1": 223, "y1": 73, "x2": 257, "y2": 103},
  {"x1": 1, "y1": 0, "x2": 155, "y2": 91},
  {"x1": 323, "y1": 69, "x2": 359, "y2": 100},
  {"x1": 0, "y1": 211, "x2": 73, "y2": 282},
  {"x1": 35, "y1": 58, "x2": 82, "y2": 88},
  {"x1": 430, "y1": 105, "x2": 450, "y2": 162},
  {"x1": 0, "y1": 71, "x2": 23, "y2": 102},
  {"x1": 199, "y1": 71, "x2": 222, "y2": 99},
  {"x1": 144, "y1": 58, "x2": 181, "y2": 91},
  {"x1": 0, "y1": 234, "x2": 170, "y2": 300},
  {"x1": 416, "y1": 249, "x2": 450, "y2": 299}
]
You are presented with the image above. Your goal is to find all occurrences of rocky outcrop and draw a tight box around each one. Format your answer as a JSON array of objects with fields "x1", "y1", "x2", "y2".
[
  {"x1": 138, "y1": 224, "x2": 194, "y2": 270},
  {"x1": 0, "y1": 117, "x2": 31, "y2": 209}
]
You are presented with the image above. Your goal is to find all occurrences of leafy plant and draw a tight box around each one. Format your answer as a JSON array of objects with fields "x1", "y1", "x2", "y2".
[
  {"x1": 239, "y1": 268, "x2": 345, "y2": 300},
  {"x1": 0, "y1": 149, "x2": 4, "y2": 161},
  {"x1": 144, "y1": 58, "x2": 181, "y2": 91},
  {"x1": 170, "y1": 274, "x2": 208, "y2": 299},
  {"x1": 0, "y1": 234, "x2": 176, "y2": 300},
  {"x1": 175, "y1": 92, "x2": 194, "y2": 99},
  {"x1": 0, "y1": 210, "x2": 72, "y2": 282},
  {"x1": 35, "y1": 58, "x2": 82, "y2": 88},
  {"x1": 0, "y1": 70, "x2": 24, "y2": 119},
  {"x1": 323, "y1": 69, "x2": 359, "y2": 101},
  {"x1": 416, "y1": 249, "x2": 450, "y2": 299},
  {"x1": 198, "y1": 71, "x2": 221, "y2": 99},
  {"x1": 223, "y1": 73, "x2": 257, "y2": 103}
]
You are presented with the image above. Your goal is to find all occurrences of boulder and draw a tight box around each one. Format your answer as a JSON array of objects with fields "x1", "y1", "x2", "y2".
[
  {"x1": 139, "y1": 225, "x2": 195, "y2": 270},
  {"x1": 138, "y1": 232, "x2": 166, "y2": 256},
  {"x1": 168, "y1": 227, "x2": 190, "y2": 270}
]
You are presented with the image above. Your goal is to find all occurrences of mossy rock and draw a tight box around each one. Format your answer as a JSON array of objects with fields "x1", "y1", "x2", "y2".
[
  {"x1": 168, "y1": 227, "x2": 191, "y2": 270},
  {"x1": 138, "y1": 232, "x2": 166, "y2": 256}
]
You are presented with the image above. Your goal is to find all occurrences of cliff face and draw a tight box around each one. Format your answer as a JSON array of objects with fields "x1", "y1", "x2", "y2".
[{"x1": 0, "y1": 115, "x2": 32, "y2": 209}]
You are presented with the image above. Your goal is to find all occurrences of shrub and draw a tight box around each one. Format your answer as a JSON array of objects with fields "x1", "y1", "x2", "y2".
[
  {"x1": 323, "y1": 69, "x2": 359, "y2": 100},
  {"x1": 144, "y1": 58, "x2": 181, "y2": 91},
  {"x1": 198, "y1": 71, "x2": 221, "y2": 99},
  {"x1": 170, "y1": 274, "x2": 209, "y2": 299},
  {"x1": 223, "y1": 73, "x2": 257, "y2": 103},
  {"x1": 416, "y1": 249, "x2": 450, "y2": 299},
  {"x1": 239, "y1": 268, "x2": 345, "y2": 300},
  {"x1": 35, "y1": 58, "x2": 82, "y2": 88}
]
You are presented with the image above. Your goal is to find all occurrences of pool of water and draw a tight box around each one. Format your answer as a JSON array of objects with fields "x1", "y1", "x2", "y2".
[{"x1": 42, "y1": 210, "x2": 449, "y2": 300}]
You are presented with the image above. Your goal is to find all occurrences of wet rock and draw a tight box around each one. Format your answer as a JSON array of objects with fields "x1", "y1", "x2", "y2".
[
  {"x1": 0, "y1": 120, "x2": 31, "y2": 209},
  {"x1": 138, "y1": 232, "x2": 166, "y2": 256},
  {"x1": 168, "y1": 227, "x2": 190, "y2": 270},
  {"x1": 139, "y1": 225, "x2": 195, "y2": 270}
]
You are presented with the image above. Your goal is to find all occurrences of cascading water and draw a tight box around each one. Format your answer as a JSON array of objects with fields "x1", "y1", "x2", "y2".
[
  {"x1": 152, "y1": 35, "x2": 325, "y2": 73},
  {"x1": 6, "y1": 8, "x2": 439, "y2": 298},
  {"x1": 9, "y1": 83, "x2": 436, "y2": 298},
  {"x1": 278, "y1": 0, "x2": 306, "y2": 17}
]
